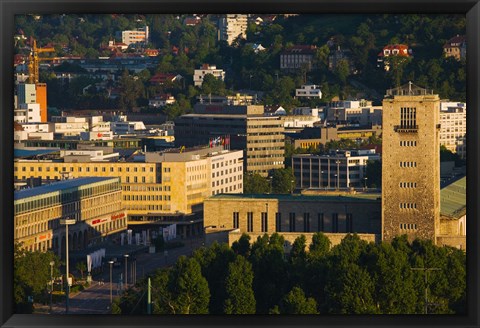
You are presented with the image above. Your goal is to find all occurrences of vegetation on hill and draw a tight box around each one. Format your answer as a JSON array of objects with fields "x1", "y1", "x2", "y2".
[{"x1": 15, "y1": 14, "x2": 466, "y2": 113}]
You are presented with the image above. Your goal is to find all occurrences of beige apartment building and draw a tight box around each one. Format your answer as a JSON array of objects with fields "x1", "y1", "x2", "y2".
[
  {"x1": 14, "y1": 146, "x2": 243, "y2": 222},
  {"x1": 382, "y1": 83, "x2": 441, "y2": 243},
  {"x1": 218, "y1": 14, "x2": 248, "y2": 45}
]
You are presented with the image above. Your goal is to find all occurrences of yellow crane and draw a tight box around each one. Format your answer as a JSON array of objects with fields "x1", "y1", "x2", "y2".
[{"x1": 27, "y1": 38, "x2": 55, "y2": 83}]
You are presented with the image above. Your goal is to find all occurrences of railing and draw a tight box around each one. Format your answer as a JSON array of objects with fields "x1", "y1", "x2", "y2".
[{"x1": 394, "y1": 125, "x2": 418, "y2": 133}]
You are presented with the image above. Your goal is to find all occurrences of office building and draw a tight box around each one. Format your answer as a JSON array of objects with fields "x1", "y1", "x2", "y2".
[
  {"x1": 14, "y1": 177, "x2": 127, "y2": 256},
  {"x1": 292, "y1": 149, "x2": 380, "y2": 190},
  {"x1": 175, "y1": 104, "x2": 285, "y2": 176},
  {"x1": 122, "y1": 26, "x2": 149, "y2": 46}
]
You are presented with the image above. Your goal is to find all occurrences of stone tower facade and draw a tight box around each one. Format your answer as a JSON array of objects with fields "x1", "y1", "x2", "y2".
[{"x1": 382, "y1": 82, "x2": 441, "y2": 242}]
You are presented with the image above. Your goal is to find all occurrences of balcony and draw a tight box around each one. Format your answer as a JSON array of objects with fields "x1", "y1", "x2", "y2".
[{"x1": 394, "y1": 125, "x2": 418, "y2": 133}]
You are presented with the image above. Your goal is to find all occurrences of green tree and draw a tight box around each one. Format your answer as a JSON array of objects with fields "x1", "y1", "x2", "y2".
[
  {"x1": 270, "y1": 168, "x2": 295, "y2": 194},
  {"x1": 243, "y1": 173, "x2": 271, "y2": 194},
  {"x1": 200, "y1": 74, "x2": 226, "y2": 96},
  {"x1": 75, "y1": 261, "x2": 87, "y2": 279},
  {"x1": 193, "y1": 242, "x2": 235, "y2": 314},
  {"x1": 249, "y1": 234, "x2": 288, "y2": 313},
  {"x1": 14, "y1": 242, "x2": 60, "y2": 313},
  {"x1": 280, "y1": 287, "x2": 319, "y2": 314},
  {"x1": 309, "y1": 232, "x2": 331, "y2": 257},
  {"x1": 365, "y1": 159, "x2": 381, "y2": 189},
  {"x1": 118, "y1": 69, "x2": 144, "y2": 110},
  {"x1": 231, "y1": 233, "x2": 251, "y2": 258},
  {"x1": 152, "y1": 256, "x2": 210, "y2": 314},
  {"x1": 224, "y1": 255, "x2": 256, "y2": 314}
]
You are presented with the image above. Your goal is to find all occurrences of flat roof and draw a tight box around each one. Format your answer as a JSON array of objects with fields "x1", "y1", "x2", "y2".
[
  {"x1": 440, "y1": 176, "x2": 466, "y2": 218},
  {"x1": 14, "y1": 177, "x2": 119, "y2": 201},
  {"x1": 14, "y1": 148, "x2": 60, "y2": 158},
  {"x1": 208, "y1": 193, "x2": 381, "y2": 203}
]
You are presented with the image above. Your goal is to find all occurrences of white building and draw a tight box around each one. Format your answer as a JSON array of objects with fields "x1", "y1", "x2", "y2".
[
  {"x1": 209, "y1": 149, "x2": 244, "y2": 195},
  {"x1": 80, "y1": 131, "x2": 114, "y2": 141},
  {"x1": 284, "y1": 110, "x2": 321, "y2": 128},
  {"x1": 326, "y1": 100, "x2": 383, "y2": 126},
  {"x1": 218, "y1": 14, "x2": 248, "y2": 45},
  {"x1": 193, "y1": 64, "x2": 226, "y2": 87},
  {"x1": 296, "y1": 85, "x2": 322, "y2": 99},
  {"x1": 17, "y1": 83, "x2": 37, "y2": 104},
  {"x1": 439, "y1": 102, "x2": 466, "y2": 158},
  {"x1": 111, "y1": 121, "x2": 147, "y2": 135},
  {"x1": 14, "y1": 103, "x2": 41, "y2": 123},
  {"x1": 292, "y1": 149, "x2": 380, "y2": 190},
  {"x1": 122, "y1": 26, "x2": 149, "y2": 46},
  {"x1": 149, "y1": 95, "x2": 176, "y2": 108}
]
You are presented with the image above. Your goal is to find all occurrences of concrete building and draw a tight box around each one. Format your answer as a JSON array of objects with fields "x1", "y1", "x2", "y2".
[
  {"x1": 218, "y1": 14, "x2": 248, "y2": 45},
  {"x1": 193, "y1": 64, "x2": 226, "y2": 87},
  {"x1": 14, "y1": 177, "x2": 127, "y2": 256},
  {"x1": 174, "y1": 104, "x2": 285, "y2": 176},
  {"x1": 295, "y1": 85, "x2": 322, "y2": 99},
  {"x1": 292, "y1": 149, "x2": 380, "y2": 190},
  {"x1": 204, "y1": 193, "x2": 381, "y2": 247},
  {"x1": 439, "y1": 101, "x2": 466, "y2": 158},
  {"x1": 280, "y1": 45, "x2": 317, "y2": 72},
  {"x1": 381, "y1": 83, "x2": 440, "y2": 243},
  {"x1": 121, "y1": 26, "x2": 149, "y2": 46}
]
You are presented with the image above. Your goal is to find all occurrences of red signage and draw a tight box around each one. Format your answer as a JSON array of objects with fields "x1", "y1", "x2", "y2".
[
  {"x1": 92, "y1": 218, "x2": 108, "y2": 225},
  {"x1": 111, "y1": 212, "x2": 125, "y2": 220}
]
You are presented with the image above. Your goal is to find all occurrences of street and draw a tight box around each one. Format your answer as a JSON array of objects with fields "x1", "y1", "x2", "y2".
[{"x1": 39, "y1": 236, "x2": 205, "y2": 314}]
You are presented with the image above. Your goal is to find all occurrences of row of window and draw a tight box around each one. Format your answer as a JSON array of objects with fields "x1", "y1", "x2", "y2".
[
  {"x1": 399, "y1": 182, "x2": 417, "y2": 188},
  {"x1": 400, "y1": 140, "x2": 417, "y2": 147},
  {"x1": 17, "y1": 165, "x2": 155, "y2": 173},
  {"x1": 212, "y1": 167, "x2": 242, "y2": 178},
  {"x1": 233, "y1": 212, "x2": 353, "y2": 233},
  {"x1": 399, "y1": 203, "x2": 417, "y2": 209},
  {"x1": 399, "y1": 161, "x2": 417, "y2": 168},
  {"x1": 213, "y1": 176, "x2": 242, "y2": 186},
  {"x1": 399, "y1": 223, "x2": 418, "y2": 230}
]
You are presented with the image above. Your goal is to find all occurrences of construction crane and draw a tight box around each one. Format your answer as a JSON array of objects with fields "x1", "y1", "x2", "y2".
[{"x1": 27, "y1": 38, "x2": 55, "y2": 84}]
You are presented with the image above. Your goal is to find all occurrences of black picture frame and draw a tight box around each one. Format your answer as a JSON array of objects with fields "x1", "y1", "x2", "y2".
[{"x1": 1, "y1": 0, "x2": 479, "y2": 327}]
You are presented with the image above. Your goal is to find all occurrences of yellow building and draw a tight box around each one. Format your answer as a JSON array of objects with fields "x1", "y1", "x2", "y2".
[
  {"x1": 14, "y1": 146, "x2": 244, "y2": 222},
  {"x1": 382, "y1": 83, "x2": 441, "y2": 242},
  {"x1": 14, "y1": 177, "x2": 126, "y2": 256}
]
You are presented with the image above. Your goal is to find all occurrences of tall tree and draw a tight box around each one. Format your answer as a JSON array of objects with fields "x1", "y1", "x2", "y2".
[
  {"x1": 152, "y1": 256, "x2": 210, "y2": 314},
  {"x1": 280, "y1": 287, "x2": 319, "y2": 314},
  {"x1": 224, "y1": 255, "x2": 256, "y2": 314}
]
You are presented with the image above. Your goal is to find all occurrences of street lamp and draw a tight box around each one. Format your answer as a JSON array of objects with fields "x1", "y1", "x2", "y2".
[
  {"x1": 320, "y1": 170, "x2": 324, "y2": 189},
  {"x1": 291, "y1": 180, "x2": 294, "y2": 195},
  {"x1": 60, "y1": 218, "x2": 76, "y2": 314},
  {"x1": 364, "y1": 177, "x2": 368, "y2": 190},
  {"x1": 108, "y1": 260, "x2": 114, "y2": 305},
  {"x1": 124, "y1": 254, "x2": 129, "y2": 288},
  {"x1": 49, "y1": 260, "x2": 54, "y2": 313}
]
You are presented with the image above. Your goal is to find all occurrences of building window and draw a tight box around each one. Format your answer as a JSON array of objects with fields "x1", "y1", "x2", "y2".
[
  {"x1": 261, "y1": 212, "x2": 268, "y2": 232},
  {"x1": 303, "y1": 213, "x2": 310, "y2": 232},
  {"x1": 247, "y1": 212, "x2": 253, "y2": 232},
  {"x1": 289, "y1": 212, "x2": 296, "y2": 232},
  {"x1": 332, "y1": 213, "x2": 338, "y2": 233},
  {"x1": 318, "y1": 213, "x2": 324, "y2": 232},
  {"x1": 275, "y1": 213, "x2": 281, "y2": 232},
  {"x1": 233, "y1": 212, "x2": 239, "y2": 229},
  {"x1": 346, "y1": 213, "x2": 353, "y2": 233}
]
